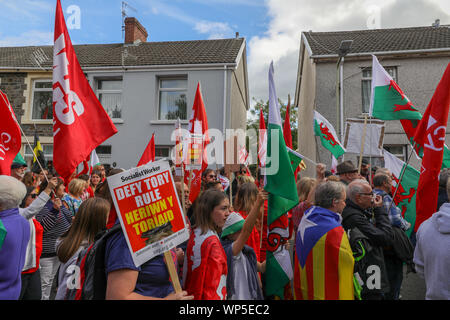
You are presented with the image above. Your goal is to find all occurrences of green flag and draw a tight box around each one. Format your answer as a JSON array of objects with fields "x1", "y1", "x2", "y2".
[
  {"x1": 0, "y1": 219, "x2": 6, "y2": 250},
  {"x1": 370, "y1": 55, "x2": 450, "y2": 169},
  {"x1": 264, "y1": 62, "x2": 299, "y2": 225},
  {"x1": 369, "y1": 55, "x2": 421, "y2": 120},
  {"x1": 263, "y1": 62, "x2": 299, "y2": 299},
  {"x1": 313, "y1": 110, "x2": 346, "y2": 159},
  {"x1": 383, "y1": 150, "x2": 420, "y2": 236}
]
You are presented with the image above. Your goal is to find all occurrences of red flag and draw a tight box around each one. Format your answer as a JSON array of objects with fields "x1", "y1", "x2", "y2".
[
  {"x1": 258, "y1": 108, "x2": 267, "y2": 167},
  {"x1": 413, "y1": 63, "x2": 450, "y2": 231},
  {"x1": 283, "y1": 102, "x2": 300, "y2": 182},
  {"x1": 183, "y1": 229, "x2": 227, "y2": 300},
  {"x1": 184, "y1": 83, "x2": 209, "y2": 203},
  {"x1": 0, "y1": 90, "x2": 22, "y2": 176},
  {"x1": 52, "y1": 0, "x2": 117, "y2": 180},
  {"x1": 137, "y1": 133, "x2": 155, "y2": 166},
  {"x1": 283, "y1": 103, "x2": 293, "y2": 148}
]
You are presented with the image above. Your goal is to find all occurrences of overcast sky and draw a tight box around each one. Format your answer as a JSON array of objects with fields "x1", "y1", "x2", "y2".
[{"x1": 0, "y1": 0, "x2": 449, "y2": 108}]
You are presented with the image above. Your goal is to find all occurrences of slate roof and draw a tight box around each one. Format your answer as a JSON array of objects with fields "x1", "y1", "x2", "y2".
[
  {"x1": 0, "y1": 38, "x2": 245, "y2": 69},
  {"x1": 303, "y1": 25, "x2": 450, "y2": 57}
]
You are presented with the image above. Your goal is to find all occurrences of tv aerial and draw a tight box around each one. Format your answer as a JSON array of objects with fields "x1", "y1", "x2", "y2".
[{"x1": 121, "y1": 1, "x2": 138, "y2": 39}]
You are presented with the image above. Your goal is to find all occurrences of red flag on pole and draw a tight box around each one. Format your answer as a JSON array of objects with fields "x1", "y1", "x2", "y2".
[
  {"x1": 0, "y1": 90, "x2": 22, "y2": 176},
  {"x1": 184, "y1": 82, "x2": 209, "y2": 203},
  {"x1": 52, "y1": 0, "x2": 117, "y2": 180},
  {"x1": 413, "y1": 63, "x2": 450, "y2": 231},
  {"x1": 283, "y1": 101, "x2": 300, "y2": 182},
  {"x1": 283, "y1": 103, "x2": 293, "y2": 148},
  {"x1": 138, "y1": 133, "x2": 155, "y2": 166},
  {"x1": 258, "y1": 108, "x2": 267, "y2": 168}
]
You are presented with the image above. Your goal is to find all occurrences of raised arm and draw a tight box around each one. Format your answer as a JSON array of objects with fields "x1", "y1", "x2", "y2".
[{"x1": 232, "y1": 190, "x2": 268, "y2": 256}]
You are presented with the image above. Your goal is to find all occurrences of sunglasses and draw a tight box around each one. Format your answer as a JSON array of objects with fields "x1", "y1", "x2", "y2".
[{"x1": 30, "y1": 193, "x2": 38, "y2": 199}]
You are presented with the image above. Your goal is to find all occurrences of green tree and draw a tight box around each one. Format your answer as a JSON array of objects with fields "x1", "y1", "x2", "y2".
[{"x1": 247, "y1": 97, "x2": 298, "y2": 151}]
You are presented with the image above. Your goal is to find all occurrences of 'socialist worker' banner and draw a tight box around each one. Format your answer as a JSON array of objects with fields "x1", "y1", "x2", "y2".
[{"x1": 108, "y1": 160, "x2": 190, "y2": 267}]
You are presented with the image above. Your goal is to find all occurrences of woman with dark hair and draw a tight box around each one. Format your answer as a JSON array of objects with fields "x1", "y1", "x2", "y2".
[
  {"x1": 35, "y1": 177, "x2": 72, "y2": 300},
  {"x1": 183, "y1": 189, "x2": 230, "y2": 300},
  {"x1": 55, "y1": 197, "x2": 110, "y2": 300}
]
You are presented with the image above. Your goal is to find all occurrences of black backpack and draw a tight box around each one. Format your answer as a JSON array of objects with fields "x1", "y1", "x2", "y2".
[
  {"x1": 64, "y1": 224, "x2": 122, "y2": 300},
  {"x1": 347, "y1": 227, "x2": 390, "y2": 299}
]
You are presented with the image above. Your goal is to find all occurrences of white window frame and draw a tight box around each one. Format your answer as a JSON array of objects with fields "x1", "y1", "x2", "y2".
[
  {"x1": 157, "y1": 77, "x2": 188, "y2": 121},
  {"x1": 155, "y1": 145, "x2": 172, "y2": 161},
  {"x1": 30, "y1": 79, "x2": 53, "y2": 121},
  {"x1": 383, "y1": 144, "x2": 407, "y2": 162},
  {"x1": 96, "y1": 78, "x2": 123, "y2": 122}
]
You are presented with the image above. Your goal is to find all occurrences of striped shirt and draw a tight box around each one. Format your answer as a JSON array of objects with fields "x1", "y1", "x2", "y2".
[{"x1": 35, "y1": 200, "x2": 72, "y2": 257}]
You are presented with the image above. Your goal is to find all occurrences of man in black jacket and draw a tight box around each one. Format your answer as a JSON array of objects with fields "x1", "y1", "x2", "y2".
[{"x1": 342, "y1": 179, "x2": 393, "y2": 300}]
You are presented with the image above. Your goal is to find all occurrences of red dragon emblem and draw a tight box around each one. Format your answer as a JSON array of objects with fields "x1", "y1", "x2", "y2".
[
  {"x1": 319, "y1": 123, "x2": 339, "y2": 147},
  {"x1": 389, "y1": 80, "x2": 419, "y2": 113},
  {"x1": 392, "y1": 175, "x2": 416, "y2": 217}
]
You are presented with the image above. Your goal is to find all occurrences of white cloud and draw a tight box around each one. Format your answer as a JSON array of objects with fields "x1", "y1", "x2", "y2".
[
  {"x1": 247, "y1": 0, "x2": 450, "y2": 109},
  {"x1": 194, "y1": 21, "x2": 233, "y2": 39},
  {"x1": 0, "y1": 30, "x2": 53, "y2": 47}
]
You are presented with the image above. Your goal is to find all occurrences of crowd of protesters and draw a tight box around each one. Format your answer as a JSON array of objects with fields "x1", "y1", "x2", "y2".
[{"x1": 1, "y1": 157, "x2": 449, "y2": 301}]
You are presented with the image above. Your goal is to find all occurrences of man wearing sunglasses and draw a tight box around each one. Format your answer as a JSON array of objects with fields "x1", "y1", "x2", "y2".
[{"x1": 342, "y1": 179, "x2": 394, "y2": 300}]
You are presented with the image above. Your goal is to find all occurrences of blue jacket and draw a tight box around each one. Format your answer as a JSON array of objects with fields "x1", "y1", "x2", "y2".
[{"x1": 0, "y1": 207, "x2": 30, "y2": 300}]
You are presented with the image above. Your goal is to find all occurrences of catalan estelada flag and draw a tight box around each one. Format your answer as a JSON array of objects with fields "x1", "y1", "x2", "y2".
[{"x1": 294, "y1": 206, "x2": 354, "y2": 300}]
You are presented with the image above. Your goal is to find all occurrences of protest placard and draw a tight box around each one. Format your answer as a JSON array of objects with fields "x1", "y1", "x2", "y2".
[{"x1": 107, "y1": 160, "x2": 190, "y2": 268}]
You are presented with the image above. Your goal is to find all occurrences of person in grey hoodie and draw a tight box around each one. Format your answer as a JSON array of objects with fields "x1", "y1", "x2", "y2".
[{"x1": 413, "y1": 178, "x2": 450, "y2": 300}]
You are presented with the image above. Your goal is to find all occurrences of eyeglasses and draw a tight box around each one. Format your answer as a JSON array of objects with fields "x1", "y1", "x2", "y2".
[{"x1": 358, "y1": 192, "x2": 374, "y2": 196}]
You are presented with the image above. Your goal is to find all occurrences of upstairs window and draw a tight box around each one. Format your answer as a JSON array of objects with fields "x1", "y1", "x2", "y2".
[
  {"x1": 97, "y1": 78, "x2": 123, "y2": 120},
  {"x1": 158, "y1": 78, "x2": 187, "y2": 120},
  {"x1": 31, "y1": 80, "x2": 53, "y2": 120}
]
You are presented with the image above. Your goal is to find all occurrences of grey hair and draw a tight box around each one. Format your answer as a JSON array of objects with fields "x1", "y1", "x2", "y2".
[
  {"x1": 347, "y1": 179, "x2": 370, "y2": 202},
  {"x1": 0, "y1": 175, "x2": 27, "y2": 211},
  {"x1": 375, "y1": 168, "x2": 391, "y2": 176},
  {"x1": 314, "y1": 181, "x2": 346, "y2": 209}
]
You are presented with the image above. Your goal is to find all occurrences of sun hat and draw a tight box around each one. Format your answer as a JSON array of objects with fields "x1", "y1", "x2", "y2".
[
  {"x1": 221, "y1": 211, "x2": 245, "y2": 238},
  {"x1": 336, "y1": 160, "x2": 357, "y2": 175}
]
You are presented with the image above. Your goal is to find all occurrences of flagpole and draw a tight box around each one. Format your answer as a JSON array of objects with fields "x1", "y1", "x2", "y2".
[
  {"x1": 358, "y1": 114, "x2": 368, "y2": 174},
  {"x1": 387, "y1": 142, "x2": 417, "y2": 214},
  {"x1": 294, "y1": 149, "x2": 318, "y2": 167}
]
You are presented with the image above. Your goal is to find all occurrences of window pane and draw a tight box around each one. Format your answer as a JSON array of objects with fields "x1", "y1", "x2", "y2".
[
  {"x1": 159, "y1": 91, "x2": 187, "y2": 120},
  {"x1": 96, "y1": 145, "x2": 112, "y2": 155},
  {"x1": 160, "y1": 79, "x2": 187, "y2": 89},
  {"x1": 98, "y1": 80, "x2": 122, "y2": 90},
  {"x1": 155, "y1": 147, "x2": 170, "y2": 157},
  {"x1": 35, "y1": 81, "x2": 52, "y2": 89},
  {"x1": 99, "y1": 93, "x2": 122, "y2": 118},
  {"x1": 362, "y1": 69, "x2": 372, "y2": 78},
  {"x1": 361, "y1": 79, "x2": 371, "y2": 113},
  {"x1": 32, "y1": 91, "x2": 53, "y2": 119}
]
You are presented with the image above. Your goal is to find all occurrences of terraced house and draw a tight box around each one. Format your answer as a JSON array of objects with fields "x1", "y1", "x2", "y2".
[
  {"x1": 294, "y1": 23, "x2": 450, "y2": 176},
  {"x1": 0, "y1": 17, "x2": 249, "y2": 171}
]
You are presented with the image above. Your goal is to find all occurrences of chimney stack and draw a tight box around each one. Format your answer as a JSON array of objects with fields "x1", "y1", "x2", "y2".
[{"x1": 124, "y1": 17, "x2": 148, "y2": 44}]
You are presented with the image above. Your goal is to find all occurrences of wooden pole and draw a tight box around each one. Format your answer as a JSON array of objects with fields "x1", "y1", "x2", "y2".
[
  {"x1": 358, "y1": 114, "x2": 368, "y2": 175},
  {"x1": 163, "y1": 251, "x2": 182, "y2": 293}
]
